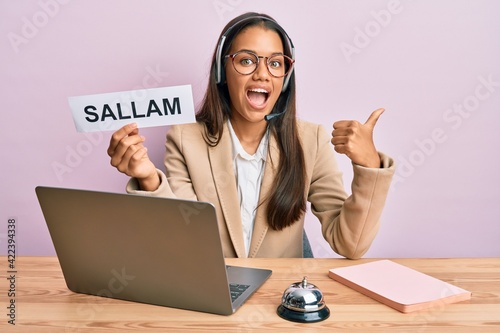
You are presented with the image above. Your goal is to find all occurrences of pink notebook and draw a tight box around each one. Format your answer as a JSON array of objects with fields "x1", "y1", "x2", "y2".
[{"x1": 328, "y1": 260, "x2": 471, "y2": 313}]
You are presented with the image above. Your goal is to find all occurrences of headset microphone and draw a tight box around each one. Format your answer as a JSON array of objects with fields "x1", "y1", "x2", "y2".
[
  {"x1": 264, "y1": 111, "x2": 285, "y2": 122},
  {"x1": 265, "y1": 87, "x2": 292, "y2": 122}
]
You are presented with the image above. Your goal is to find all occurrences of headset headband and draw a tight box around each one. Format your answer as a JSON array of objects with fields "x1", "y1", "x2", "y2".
[{"x1": 214, "y1": 15, "x2": 295, "y2": 92}]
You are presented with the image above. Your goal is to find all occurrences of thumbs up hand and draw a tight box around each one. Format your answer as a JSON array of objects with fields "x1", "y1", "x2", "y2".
[{"x1": 331, "y1": 108, "x2": 385, "y2": 168}]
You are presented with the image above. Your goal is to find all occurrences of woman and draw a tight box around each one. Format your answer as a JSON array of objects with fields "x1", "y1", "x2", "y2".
[{"x1": 107, "y1": 12, "x2": 395, "y2": 259}]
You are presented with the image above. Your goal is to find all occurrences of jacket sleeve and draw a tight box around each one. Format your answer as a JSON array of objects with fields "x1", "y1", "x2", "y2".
[
  {"x1": 307, "y1": 125, "x2": 395, "y2": 259},
  {"x1": 125, "y1": 168, "x2": 174, "y2": 197}
]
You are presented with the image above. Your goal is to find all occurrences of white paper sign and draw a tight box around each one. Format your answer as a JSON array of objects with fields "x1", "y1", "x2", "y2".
[{"x1": 68, "y1": 85, "x2": 196, "y2": 132}]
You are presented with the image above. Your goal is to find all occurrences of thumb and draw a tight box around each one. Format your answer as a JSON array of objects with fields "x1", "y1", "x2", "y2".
[{"x1": 364, "y1": 108, "x2": 385, "y2": 129}]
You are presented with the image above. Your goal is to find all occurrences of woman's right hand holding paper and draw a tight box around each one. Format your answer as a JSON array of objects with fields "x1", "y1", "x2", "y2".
[{"x1": 107, "y1": 123, "x2": 160, "y2": 191}]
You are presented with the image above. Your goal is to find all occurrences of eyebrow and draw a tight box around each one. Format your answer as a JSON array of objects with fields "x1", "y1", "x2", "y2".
[{"x1": 235, "y1": 49, "x2": 285, "y2": 56}]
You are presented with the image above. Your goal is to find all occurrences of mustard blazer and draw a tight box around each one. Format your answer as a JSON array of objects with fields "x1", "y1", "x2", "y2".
[{"x1": 127, "y1": 120, "x2": 395, "y2": 259}]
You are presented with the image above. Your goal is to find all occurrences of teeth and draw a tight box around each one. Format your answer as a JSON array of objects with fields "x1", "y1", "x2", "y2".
[{"x1": 249, "y1": 88, "x2": 269, "y2": 94}]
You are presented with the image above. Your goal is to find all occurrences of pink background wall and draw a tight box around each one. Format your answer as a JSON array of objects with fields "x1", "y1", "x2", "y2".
[{"x1": 2, "y1": 0, "x2": 499, "y2": 257}]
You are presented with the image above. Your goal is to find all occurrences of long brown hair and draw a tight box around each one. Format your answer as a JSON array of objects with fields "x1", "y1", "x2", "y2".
[{"x1": 196, "y1": 12, "x2": 306, "y2": 230}]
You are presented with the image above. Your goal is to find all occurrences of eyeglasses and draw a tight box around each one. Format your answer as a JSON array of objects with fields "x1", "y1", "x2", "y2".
[{"x1": 225, "y1": 51, "x2": 295, "y2": 78}]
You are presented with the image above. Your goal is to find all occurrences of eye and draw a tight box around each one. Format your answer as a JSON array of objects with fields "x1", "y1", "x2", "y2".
[
  {"x1": 269, "y1": 59, "x2": 282, "y2": 69},
  {"x1": 268, "y1": 55, "x2": 285, "y2": 69},
  {"x1": 240, "y1": 57, "x2": 255, "y2": 67}
]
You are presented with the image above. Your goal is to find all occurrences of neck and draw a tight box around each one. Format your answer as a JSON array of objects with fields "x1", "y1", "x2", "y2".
[{"x1": 229, "y1": 117, "x2": 267, "y2": 155}]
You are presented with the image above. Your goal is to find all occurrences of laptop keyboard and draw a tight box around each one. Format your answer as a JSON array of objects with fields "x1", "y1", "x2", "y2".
[{"x1": 229, "y1": 283, "x2": 250, "y2": 302}]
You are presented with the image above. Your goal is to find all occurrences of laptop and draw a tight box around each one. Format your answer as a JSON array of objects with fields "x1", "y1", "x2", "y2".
[{"x1": 35, "y1": 186, "x2": 272, "y2": 315}]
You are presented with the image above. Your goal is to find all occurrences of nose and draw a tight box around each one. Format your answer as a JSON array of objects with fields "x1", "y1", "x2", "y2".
[{"x1": 252, "y1": 56, "x2": 270, "y2": 80}]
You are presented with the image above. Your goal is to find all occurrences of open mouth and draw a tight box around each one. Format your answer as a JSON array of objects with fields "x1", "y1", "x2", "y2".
[{"x1": 247, "y1": 88, "x2": 269, "y2": 108}]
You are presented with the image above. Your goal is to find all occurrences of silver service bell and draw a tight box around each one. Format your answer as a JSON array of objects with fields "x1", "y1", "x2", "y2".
[{"x1": 277, "y1": 276, "x2": 330, "y2": 323}]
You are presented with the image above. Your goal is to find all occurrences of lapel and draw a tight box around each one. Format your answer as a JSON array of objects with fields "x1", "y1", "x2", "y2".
[
  {"x1": 208, "y1": 123, "x2": 246, "y2": 258},
  {"x1": 247, "y1": 132, "x2": 280, "y2": 258}
]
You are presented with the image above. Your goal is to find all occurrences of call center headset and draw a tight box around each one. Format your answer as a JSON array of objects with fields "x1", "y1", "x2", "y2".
[{"x1": 214, "y1": 15, "x2": 296, "y2": 94}]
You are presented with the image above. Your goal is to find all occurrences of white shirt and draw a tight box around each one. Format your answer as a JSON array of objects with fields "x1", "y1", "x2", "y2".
[{"x1": 227, "y1": 120, "x2": 268, "y2": 257}]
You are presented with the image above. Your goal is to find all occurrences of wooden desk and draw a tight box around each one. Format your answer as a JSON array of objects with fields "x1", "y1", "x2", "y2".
[{"x1": 1, "y1": 257, "x2": 499, "y2": 332}]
